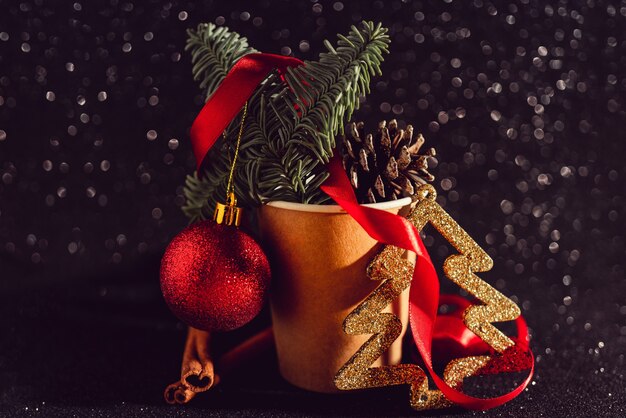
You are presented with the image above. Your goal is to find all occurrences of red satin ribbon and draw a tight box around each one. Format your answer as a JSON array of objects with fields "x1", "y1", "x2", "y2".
[
  {"x1": 191, "y1": 53, "x2": 304, "y2": 169},
  {"x1": 189, "y1": 53, "x2": 534, "y2": 410}
]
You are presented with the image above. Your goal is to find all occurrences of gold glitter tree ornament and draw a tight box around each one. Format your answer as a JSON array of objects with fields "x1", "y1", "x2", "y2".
[{"x1": 334, "y1": 184, "x2": 522, "y2": 410}]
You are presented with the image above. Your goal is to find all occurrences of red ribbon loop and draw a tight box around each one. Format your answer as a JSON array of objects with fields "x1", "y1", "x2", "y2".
[
  {"x1": 189, "y1": 52, "x2": 533, "y2": 410},
  {"x1": 190, "y1": 53, "x2": 304, "y2": 170}
]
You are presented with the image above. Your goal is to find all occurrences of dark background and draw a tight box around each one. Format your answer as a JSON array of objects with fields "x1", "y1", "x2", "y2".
[{"x1": 1, "y1": 0, "x2": 625, "y2": 416}]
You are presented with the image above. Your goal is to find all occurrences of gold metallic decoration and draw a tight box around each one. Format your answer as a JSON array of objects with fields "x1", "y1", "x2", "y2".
[
  {"x1": 334, "y1": 184, "x2": 522, "y2": 410},
  {"x1": 407, "y1": 185, "x2": 520, "y2": 353},
  {"x1": 334, "y1": 242, "x2": 450, "y2": 410},
  {"x1": 213, "y1": 102, "x2": 248, "y2": 227},
  {"x1": 213, "y1": 192, "x2": 243, "y2": 226}
]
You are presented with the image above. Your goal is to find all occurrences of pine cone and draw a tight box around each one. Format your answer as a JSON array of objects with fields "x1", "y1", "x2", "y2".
[{"x1": 341, "y1": 119, "x2": 436, "y2": 203}]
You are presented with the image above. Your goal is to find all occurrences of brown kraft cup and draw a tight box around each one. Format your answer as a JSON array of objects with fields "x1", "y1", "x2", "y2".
[{"x1": 258, "y1": 198, "x2": 414, "y2": 393}]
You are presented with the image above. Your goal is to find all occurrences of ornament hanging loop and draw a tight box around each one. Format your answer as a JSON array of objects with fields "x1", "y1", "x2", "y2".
[
  {"x1": 214, "y1": 102, "x2": 248, "y2": 227},
  {"x1": 415, "y1": 184, "x2": 437, "y2": 202}
]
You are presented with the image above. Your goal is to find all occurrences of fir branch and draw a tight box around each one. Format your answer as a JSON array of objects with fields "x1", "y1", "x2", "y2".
[
  {"x1": 182, "y1": 21, "x2": 390, "y2": 221},
  {"x1": 185, "y1": 23, "x2": 257, "y2": 99}
]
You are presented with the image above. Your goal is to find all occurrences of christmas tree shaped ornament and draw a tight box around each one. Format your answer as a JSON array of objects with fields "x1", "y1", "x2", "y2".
[
  {"x1": 160, "y1": 101, "x2": 271, "y2": 333},
  {"x1": 334, "y1": 184, "x2": 533, "y2": 411}
]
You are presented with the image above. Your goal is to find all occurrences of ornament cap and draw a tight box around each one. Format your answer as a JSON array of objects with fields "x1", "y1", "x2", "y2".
[{"x1": 213, "y1": 192, "x2": 243, "y2": 226}]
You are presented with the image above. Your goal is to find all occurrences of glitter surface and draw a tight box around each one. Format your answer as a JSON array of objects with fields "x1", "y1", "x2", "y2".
[
  {"x1": 336, "y1": 240, "x2": 453, "y2": 410},
  {"x1": 335, "y1": 185, "x2": 528, "y2": 410},
  {"x1": 160, "y1": 220, "x2": 270, "y2": 332},
  {"x1": 0, "y1": 1, "x2": 625, "y2": 416}
]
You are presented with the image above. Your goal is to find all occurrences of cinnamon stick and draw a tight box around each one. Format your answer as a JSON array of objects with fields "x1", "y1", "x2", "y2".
[
  {"x1": 180, "y1": 327, "x2": 216, "y2": 392},
  {"x1": 164, "y1": 381, "x2": 196, "y2": 405},
  {"x1": 163, "y1": 326, "x2": 275, "y2": 404}
]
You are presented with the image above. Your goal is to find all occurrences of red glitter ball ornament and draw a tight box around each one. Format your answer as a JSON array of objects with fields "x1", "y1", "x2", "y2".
[{"x1": 160, "y1": 220, "x2": 271, "y2": 332}]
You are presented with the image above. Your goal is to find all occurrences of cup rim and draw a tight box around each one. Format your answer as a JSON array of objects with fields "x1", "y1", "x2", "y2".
[{"x1": 265, "y1": 196, "x2": 413, "y2": 213}]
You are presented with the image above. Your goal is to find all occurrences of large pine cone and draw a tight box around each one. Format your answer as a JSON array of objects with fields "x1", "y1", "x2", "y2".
[{"x1": 341, "y1": 119, "x2": 436, "y2": 203}]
